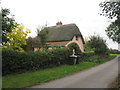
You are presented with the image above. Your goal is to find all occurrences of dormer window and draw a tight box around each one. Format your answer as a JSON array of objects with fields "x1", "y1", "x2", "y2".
[{"x1": 76, "y1": 36, "x2": 78, "y2": 40}]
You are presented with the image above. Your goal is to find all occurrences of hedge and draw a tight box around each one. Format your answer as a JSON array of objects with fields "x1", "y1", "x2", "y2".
[
  {"x1": 109, "y1": 49, "x2": 120, "y2": 54},
  {"x1": 68, "y1": 42, "x2": 81, "y2": 55},
  {"x1": 2, "y1": 48, "x2": 70, "y2": 75}
]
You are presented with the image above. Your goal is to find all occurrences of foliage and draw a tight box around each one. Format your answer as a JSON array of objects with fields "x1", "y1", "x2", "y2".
[
  {"x1": 2, "y1": 48, "x2": 70, "y2": 75},
  {"x1": 23, "y1": 37, "x2": 40, "y2": 51},
  {"x1": 99, "y1": 1, "x2": 120, "y2": 43},
  {"x1": 68, "y1": 42, "x2": 81, "y2": 55},
  {"x1": 37, "y1": 27, "x2": 49, "y2": 48},
  {"x1": 106, "y1": 22, "x2": 120, "y2": 43},
  {"x1": 81, "y1": 52, "x2": 117, "y2": 64},
  {"x1": 86, "y1": 35, "x2": 109, "y2": 55},
  {"x1": 109, "y1": 48, "x2": 120, "y2": 54},
  {"x1": 2, "y1": 24, "x2": 30, "y2": 52},
  {"x1": 2, "y1": 54, "x2": 117, "y2": 88},
  {"x1": 2, "y1": 8, "x2": 18, "y2": 44},
  {"x1": 81, "y1": 52, "x2": 106, "y2": 63},
  {"x1": 99, "y1": 1, "x2": 120, "y2": 19},
  {"x1": 84, "y1": 40, "x2": 94, "y2": 52},
  {"x1": 0, "y1": 10, "x2": 1, "y2": 20},
  {"x1": 3, "y1": 62, "x2": 98, "y2": 88}
]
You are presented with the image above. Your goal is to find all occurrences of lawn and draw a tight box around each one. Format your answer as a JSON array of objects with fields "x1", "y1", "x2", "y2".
[{"x1": 2, "y1": 54, "x2": 118, "y2": 88}]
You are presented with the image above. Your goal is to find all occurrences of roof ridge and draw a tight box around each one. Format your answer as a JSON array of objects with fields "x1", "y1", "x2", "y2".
[
  {"x1": 45, "y1": 23, "x2": 85, "y2": 44},
  {"x1": 48, "y1": 23, "x2": 76, "y2": 28}
]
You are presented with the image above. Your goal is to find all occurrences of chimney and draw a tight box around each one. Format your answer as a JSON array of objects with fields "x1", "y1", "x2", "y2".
[{"x1": 56, "y1": 21, "x2": 62, "y2": 26}]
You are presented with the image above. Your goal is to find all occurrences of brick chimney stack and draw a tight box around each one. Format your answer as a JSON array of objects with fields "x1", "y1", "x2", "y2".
[{"x1": 56, "y1": 21, "x2": 62, "y2": 26}]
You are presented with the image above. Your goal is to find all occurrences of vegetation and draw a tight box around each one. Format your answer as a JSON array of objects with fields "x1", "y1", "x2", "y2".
[
  {"x1": 2, "y1": 28, "x2": 118, "y2": 88},
  {"x1": 2, "y1": 6, "x2": 119, "y2": 89},
  {"x1": 2, "y1": 48, "x2": 70, "y2": 75},
  {"x1": 112, "y1": 74, "x2": 120, "y2": 88},
  {"x1": 2, "y1": 54, "x2": 117, "y2": 88},
  {"x1": 2, "y1": 24, "x2": 30, "y2": 52},
  {"x1": 109, "y1": 48, "x2": 120, "y2": 54},
  {"x1": 23, "y1": 37, "x2": 40, "y2": 51},
  {"x1": 68, "y1": 42, "x2": 81, "y2": 55},
  {"x1": 99, "y1": 1, "x2": 120, "y2": 43},
  {"x1": 2, "y1": 8, "x2": 18, "y2": 44},
  {"x1": 105, "y1": 22, "x2": 120, "y2": 43},
  {"x1": 37, "y1": 27, "x2": 49, "y2": 49},
  {"x1": 82, "y1": 53, "x2": 118, "y2": 64},
  {"x1": 118, "y1": 75, "x2": 120, "y2": 88},
  {"x1": 84, "y1": 35, "x2": 109, "y2": 55}
]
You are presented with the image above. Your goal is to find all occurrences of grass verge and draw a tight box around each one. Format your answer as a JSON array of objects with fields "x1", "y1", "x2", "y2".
[
  {"x1": 110, "y1": 74, "x2": 120, "y2": 89},
  {"x1": 2, "y1": 54, "x2": 118, "y2": 88}
]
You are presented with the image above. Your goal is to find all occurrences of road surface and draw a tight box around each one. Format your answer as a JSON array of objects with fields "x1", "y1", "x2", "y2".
[{"x1": 29, "y1": 55, "x2": 119, "y2": 88}]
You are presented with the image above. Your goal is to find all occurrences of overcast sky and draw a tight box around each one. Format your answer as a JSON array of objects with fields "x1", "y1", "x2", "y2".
[{"x1": 2, "y1": 0, "x2": 118, "y2": 49}]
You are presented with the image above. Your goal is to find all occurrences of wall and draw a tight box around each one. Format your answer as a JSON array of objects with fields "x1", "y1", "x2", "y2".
[
  {"x1": 48, "y1": 41, "x2": 69, "y2": 46},
  {"x1": 34, "y1": 36, "x2": 84, "y2": 52},
  {"x1": 66, "y1": 36, "x2": 84, "y2": 52}
]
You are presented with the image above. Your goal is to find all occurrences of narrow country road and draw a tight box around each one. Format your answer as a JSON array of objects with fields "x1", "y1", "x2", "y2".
[{"x1": 30, "y1": 55, "x2": 120, "y2": 88}]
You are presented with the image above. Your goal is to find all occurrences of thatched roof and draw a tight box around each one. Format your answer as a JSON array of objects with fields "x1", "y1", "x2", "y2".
[
  {"x1": 48, "y1": 41, "x2": 70, "y2": 47},
  {"x1": 47, "y1": 24, "x2": 85, "y2": 44}
]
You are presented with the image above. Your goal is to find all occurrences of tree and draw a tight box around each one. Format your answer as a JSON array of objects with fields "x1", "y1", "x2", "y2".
[
  {"x1": 23, "y1": 37, "x2": 40, "y2": 51},
  {"x1": 2, "y1": 24, "x2": 30, "y2": 52},
  {"x1": 99, "y1": 1, "x2": 120, "y2": 19},
  {"x1": 106, "y1": 22, "x2": 119, "y2": 42},
  {"x1": 84, "y1": 40, "x2": 93, "y2": 52},
  {"x1": 99, "y1": 1, "x2": 120, "y2": 43},
  {"x1": 0, "y1": 10, "x2": 2, "y2": 46},
  {"x1": 86, "y1": 35, "x2": 109, "y2": 55},
  {"x1": 37, "y1": 27, "x2": 49, "y2": 48},
  {"x1": 2, "y1": 8, "x2": 18, "y2": 44}
]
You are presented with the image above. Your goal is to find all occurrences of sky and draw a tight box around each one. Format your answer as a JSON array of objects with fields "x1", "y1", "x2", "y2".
[{"x1": 1, "y1": 0, "x2": 118, "y2": 49}]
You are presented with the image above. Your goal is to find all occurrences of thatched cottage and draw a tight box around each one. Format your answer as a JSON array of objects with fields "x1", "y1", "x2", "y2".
[{"x1": 34, "y1": 22, "x2": 85, "y2": 52}]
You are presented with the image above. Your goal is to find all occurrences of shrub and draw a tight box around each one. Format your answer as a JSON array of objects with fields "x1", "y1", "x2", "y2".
[
  {"x1": 2, "y1": 48, "x2": 70, "y2": 75},
  {"x1": 85, "y1": 35, "x2": 109, "y2": 55},
  {"x1": 80, "y1": 52, "x2": 107, "y2": 63},
  {"x1": 109, "y1": 49, "x2": 120, "y2": 54},
  {"x1": 68, "y1": 43, "x2": 81, "y2": 55},
  {"x1": 80, "y1": 52, "x2": 95, "y2": 62}
]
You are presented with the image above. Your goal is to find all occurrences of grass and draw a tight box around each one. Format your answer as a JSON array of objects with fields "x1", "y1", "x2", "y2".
[
  {"x1": 118, "y1": 75, "x2": 120, "y2": 88},
  {"x1": 116, "y1": 74, "x2": 120, "y2": 89},
  {"x1": 2, "y1": 54, "x2": 118, "y2": 88},
  {"x1": 99, "y1": 54, "x2": 118, "y2": 63},
  {"x1": 111, "y1": 74, "x2": 120, "y2": 89}
]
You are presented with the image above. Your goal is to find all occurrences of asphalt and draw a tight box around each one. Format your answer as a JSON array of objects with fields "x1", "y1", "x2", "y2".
[{"x1": 29, "y1": 55, "x2": 120, "y2": 88}]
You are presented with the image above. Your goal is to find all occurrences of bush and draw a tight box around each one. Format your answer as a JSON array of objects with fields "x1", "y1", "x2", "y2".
[
  {"x1": 85, "y1": 35, "x2": 109, "y2": 55},
  {"x1": 80, "y1": 52, "x2": 95, "y2": 62},
  {"x1": 2, "y1": 48, "x2": 70, "y2": 75},
  {"x1": 109, "y1": 49, "x2": 120, "y2": 54},
  {"x1": 80, "y1": 52, "x2": 107, "y2": 63},
  {"x1": 68, "y1": 43, "x2": 81, "y2": 55}
]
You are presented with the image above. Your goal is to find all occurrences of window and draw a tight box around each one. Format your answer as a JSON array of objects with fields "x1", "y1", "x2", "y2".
[{"x1": 76, "y1": 36, "x2": 78, "y2": 40}]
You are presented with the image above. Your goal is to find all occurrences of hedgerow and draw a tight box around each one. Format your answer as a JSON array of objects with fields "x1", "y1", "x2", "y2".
[{"x1": 2, "y1": 48, "x2": 70, "y2": 75}]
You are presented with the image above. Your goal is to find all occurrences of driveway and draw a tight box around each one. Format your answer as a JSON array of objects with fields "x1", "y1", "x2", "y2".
[{"x1": 29, "y1": 55, "x2": 119, "y2": 88}]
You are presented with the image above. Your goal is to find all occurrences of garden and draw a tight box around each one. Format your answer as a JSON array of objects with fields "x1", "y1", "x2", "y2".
[
  {"x1": 2, "y1": 41, "x2": 119, "y2": 88},
  {"x1": 2, "y1": 49, "x2": 118, "y2": 88}
]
